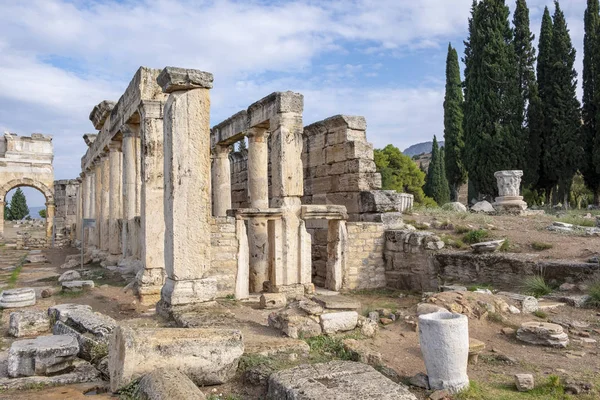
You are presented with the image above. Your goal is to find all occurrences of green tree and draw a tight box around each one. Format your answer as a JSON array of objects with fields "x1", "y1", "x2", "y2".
[
  {"x1": 514, "y1": 0, "x2": 543, "y2": 187},
  {"x1": 443, "y1": 43, "x2": 467, "y2": 201},
  {"x1": 374, "y1": 145, "x2": 434, "y2": 206},
  {"x1": 582, "y1": 0, "x2": 600, "y2": 205},
  {"x1": 463, "y1": 0, "x2": 523, "y2": 197},
  {"x1": 424, "y1": 136, "x2": 450, "y2": 205},
  {"x1": 536, "y1": 6, "x2": 555, "y2": 201},
  {"x1": 7, "y1": 188, "x2": 29, "y2": 220},
  {"x1": 3, "y1": 204, "x2": 11, "y2": 220},
  {"x1": 38, "y1": 209, "x2": 47, "y2": 219},
  {"x1": 542, "y1": 1, "x2": 583, "y2": 206}
]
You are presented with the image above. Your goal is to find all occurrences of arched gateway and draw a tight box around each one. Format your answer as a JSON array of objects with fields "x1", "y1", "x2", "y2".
[{"x1": 0, "y1": 133, "x2": 55, "y2": 244}]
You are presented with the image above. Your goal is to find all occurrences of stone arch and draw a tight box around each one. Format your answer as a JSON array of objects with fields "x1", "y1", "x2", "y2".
[{"x1": 0, "y1": 178, "x2": 54, "y2": 205}]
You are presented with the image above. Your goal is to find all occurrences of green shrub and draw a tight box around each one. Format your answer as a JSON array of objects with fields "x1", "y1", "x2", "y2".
[
  {"x1": 304, "y1": 336, "x2": 357, "y2": 362},
  {"x1": 531, "y1": 241, "x2": 553, "y2": 251},
  {"x1": 533, "y1": 310, "x2": 548, "y2": 319},
  {"x1": 462, "y1": 229, "x2": 489, "y2": 244},
  {"x1": 499, "y1": 239, "x2": 510, "y2": 252},
  {"x1": 523, "y1": 275, "x2": 552, "y2": 298},
  {"x1": 586, "y1": 282, "x2": 600, "y2": 308},
  {"x1": 454, "y1": 225, "x2": 471, "y2": 234}
]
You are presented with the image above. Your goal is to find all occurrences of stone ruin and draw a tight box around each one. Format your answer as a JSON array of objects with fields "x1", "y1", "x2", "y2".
[{"x1": 70, "y1": 66, "x2": 414, "y2": 309}]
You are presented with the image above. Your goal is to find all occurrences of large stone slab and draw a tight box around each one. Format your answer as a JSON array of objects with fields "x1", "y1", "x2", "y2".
[
  {"x1": 313, "y1": 295, "x2": 360, "y2": 310},
  {"x1": 267, "y1": 361, "x2": 417, "y2": 400},
  {"x1": 0, "y1": 288, "x2": 36, "y2": 308},
  {"x1": 267, "y1": 308, "x2": 322, "y2": 339},
  {"x1": 137, "y1": 368, "x2": 207, "y2": 400},
  {"x1": 108, "y1": 326, "x2": 244, "y2": 392},
  {"x1": 0, "y1": 358, "x2": 100, "y2": 390},
  {"x1": 517, "y1": 322, "x2": 569, "y2": 348},
  {"x1": 320, "y1": 311, "x2": 358, "y2": 334},
  {"x1": 48, "y1": 303, "x2": 93, "y2": 323},
  {"x1": 8, "y1": 310, "x2": 50, "y2": 337},
  {"x1": 62, "y1": 280, "x2": 95, "y2": 292},
  {"x1": 8, "y1": 335, "x2": 79, "y2": 377}
]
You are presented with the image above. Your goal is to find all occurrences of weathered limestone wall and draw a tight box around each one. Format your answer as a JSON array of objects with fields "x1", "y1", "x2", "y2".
[
  {"x1": 54, "y1": 179, "x2": 80, "y2": 247},
  {"x1": 209, "y1": 217, "x2": 239, "y2": 296},
  {"x1": 344, "y1": 222, "x2": 387, "y2": 290}
]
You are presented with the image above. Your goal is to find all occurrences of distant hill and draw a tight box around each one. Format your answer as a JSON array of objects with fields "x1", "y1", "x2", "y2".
[{"x1": 403, "y1": 141, "x2": 444, "y2": 157}]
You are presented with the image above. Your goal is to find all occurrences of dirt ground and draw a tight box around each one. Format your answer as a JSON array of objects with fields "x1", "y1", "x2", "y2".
[{"x1": 1, "y1": 209, "x2": 600, "y2": 399}]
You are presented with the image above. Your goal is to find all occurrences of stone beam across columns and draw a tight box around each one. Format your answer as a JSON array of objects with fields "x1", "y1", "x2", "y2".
[
  {"x1": 108, "y1": 141, "x2": 123, "y2": 255},
  {"x1": 136, "y1": 100, "x2": 166, "y2": 302},
  {"x1": 211, "y1": 144, "x2": 232, "y2": 216},
  {"x1": 158, "y1": 67, "x2": 216, "y2": 308}
]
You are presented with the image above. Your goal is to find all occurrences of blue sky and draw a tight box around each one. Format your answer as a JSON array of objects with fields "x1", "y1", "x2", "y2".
[{"x1": 0, "y1": 0, "x2": 588, "y2": 206}]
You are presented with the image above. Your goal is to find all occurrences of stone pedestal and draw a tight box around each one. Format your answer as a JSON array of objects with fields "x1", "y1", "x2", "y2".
[
  {"x1": 158, "y1": 67, "x2": 216, "y2": 307},
  {"x1": 493, "y1": 170, "x2": 527, "y2": 211}
]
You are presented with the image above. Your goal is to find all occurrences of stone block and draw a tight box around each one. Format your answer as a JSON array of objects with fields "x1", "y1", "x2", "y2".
[
  {"x1": 48, "y1": 303, "x2": 93, "y2": 322},
  {"x1": 516, "y1": 321, "x2": 569, "y2": 348},
  {"x1": 313, "y1": 295, "x2": 360, "y2": 310},
  {"x1": 514, "y1": 374, "x2": 534, "y2": 392},
  {"x1": 8, "y1": 311, "x2": 50, "y2": 337},
  {"x1": 108, "y1": 326, "x2": 244, "y2": 392},
  {"x1": 268, "y1": 309, "x2": 322, "y2": 339},
  {"x1": 59, "y1": 270, "x2": 81, "y2": 282},
  {"x1": 320, "y1": 311, "x2": 358, "y2": 334},
  {"x1": 497, "y1": 292, "x2": 538, "y2": 313},
  {"x1": 8, "y1": 335, "x2": 79, "y2": 377},
  {"x1": 62, "y1": 280, "x2": 95, "y2": 292},
  {"x1": 137, "y1": 368, "x2": 207, "y2": 400},
  {"x1": 259, "y1": 293, "x2": 287, "y2": 309},
  {"x1": 267, "y1": 360, "x2": 417, "y2": 400},
  {"x1": 0, "y1": 359, "x2": 100, "y2": 390},
  {"x1": 342, "y1": 338, "x2": 382, "y2": 366},
  {"x1": 0, "y1": 288, "x2": 36, "y2": 308},
  {"x1": 157, "y1": 67, "x2": 213, "y2": 93}
]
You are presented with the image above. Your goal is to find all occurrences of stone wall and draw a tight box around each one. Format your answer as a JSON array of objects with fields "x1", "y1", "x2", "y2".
[
  {"x1": 344, "y1": 222, "x2": 386, "y2": 290},
  {"x1": 209, "y1": 217, "x2": 239, "y2": 296},
  {"x1": 383, "y1": 230, "x2": 445, "y2": 291},
  {"x1": 54, "y1": 179, "x2": 80, "y2": 247}
]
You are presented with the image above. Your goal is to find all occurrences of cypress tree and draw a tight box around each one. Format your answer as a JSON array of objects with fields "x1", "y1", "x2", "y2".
[
  {"x1": 3, "y1": 205, "x2": 11, "y2": 221},
  {"x1": 543, "y1": 1, "x2": 582, "y2": 206},
  {"x1": 424, "y1": 136, "x2": 450, "y2": 205},
  {"x1": 536, "y1": 7, "x2": 555, "y2": 201},
  {"x1": 513, "y1": 0, "x2": 542, "y2": 187},
  {"x1": 582, "y1": 0, "x2": 600, "y2": 205},
  {"x1": 8, "y1": 188, "x2": 29, "y2": 220},
  {"x1": 463, "y1": 0, "x2": 523, "y2": 197},
  {"x1": 444, "y1": 43, "x2": 467, "y2": 201}
]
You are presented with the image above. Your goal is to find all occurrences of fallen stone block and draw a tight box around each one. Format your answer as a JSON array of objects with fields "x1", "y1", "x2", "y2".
[
  {"x1": 267, "y1": 360, "x2": 418, "y2": 400},
  {"x1": 60, "y1": 259, "x2": 79, "y2": 269},
  {"x1": 25, "y1": 253, "x2": 47, "y2": 263},
  {"x1": 0, "y1": 359, "x2": 100, "y2": 390},
  {"x1": 108, "y1": 326, "x2": 244, "y2": 392},
  {"x1": 8, "y1": 335, "x2": 79, "y2": 377},
  {"x1": 471, "y1": 201, "x2": 495, "y2": 213},
  {"x1": 313, "y1": 295, "x2": 360, "y2": 310},
  {"x1": 62, "y1": 280, "x2": 95, "y2": 292},
  {"x1": 59, "y1": 270, "x2": 82, "y2": 282},
  {"x1": 342, "y1": 338, "x2": 382, "y2": 366},
  {"x1": 137, "y1": 368, "x2": 206, "y2": 400},
  {"x1": 514, "y1": 374, "x2": 534, "y2": 392},
  {"x1": 320, "y1": 311, "x2": 358, "y2": 334},
  {"x1": 298, "y1": 299, "x2": 323, "y2": 315},
  {"x1": 468, "y1": 338, "x2": 485, "y2": 364},
  {"x1": 471, "y1": 240, "x2": 505, "y2": 253},
  {"x1": 259, "y1": 293, "x2": 287, "y2": 309},
  {"x1": 268, "y1": 308, "x2": 322, "y2": 339},
  {"x1": 0, "y1": 288, "x2": 36, "y2": 309},
  {"x1": 497, "y1": 292, "x2": 538, "y2": 313},
  {"x1": 8, "y1": 310, "x2": 50, "y2": 337},
  {"x1": 357, "y1": 316, "x2": 379, "y2": 338},
  {"x1": 48, "y1": 303, "x2": 93, "y2": 322},
  {"x1": 516, "y1": 322, "x2": 569, "y2": 348}
]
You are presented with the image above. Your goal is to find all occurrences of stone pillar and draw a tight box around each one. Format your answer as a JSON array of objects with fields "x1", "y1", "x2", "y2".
[
  {"x1": 108, "y1": 141, "x2": 123, "y2": 255},
  {"x1": 326, "y1": 219, "x2": 347, "y2": 291},
  {"x1": 121, "y1": 124, "x2": 139, "y2": 259},
  {"x1": 45, "y1": 202, "x2": 55, "y2": 245},
  {"x1": 0, "y1": 201, "x2": 4, "y2": 238},
  {"x1": 76, "y1": 174, "x2": 84, "y2": 242},
  {"x1": 268, "y1": 95, "x2": 305, "y2": 290},
  {"x1": 211, "y1": 144, "x2": 232, "y2": 217},
  {"x1": 93, "y1": 159, "x2": 103, "y2": 248},
  {"x1": 100, "y1": 153, "x2": 110, "y2": 252},
  {"x1": 158, "y1": 67, "x2": 216, "y2": 307},
  {"x1": 247, "y1": 127, "x2": 269, "y2": 292},
  {"x1": 493, "y1": 170, "x2": 527, "y2": 211},
  {"x1": 136, "y1": 100, "x2": 166, "y2": 301}
]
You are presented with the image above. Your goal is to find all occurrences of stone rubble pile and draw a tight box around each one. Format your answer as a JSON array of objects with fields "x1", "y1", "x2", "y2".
[{"x1": 516, "y1": 321, "x2": 569, "y2": 348}]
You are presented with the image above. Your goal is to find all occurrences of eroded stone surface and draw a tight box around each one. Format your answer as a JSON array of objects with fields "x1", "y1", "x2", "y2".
[
  {"x1": 48, "y1": 303, "x2": 93, "y2": 322},
  {"x1": 313, "y1": 295, "x2": 360, "y2": 310},
  {"x1": 267, "y1": 361, "x2": 417, "y2": 400},
  {"x1": 0, "y1": 359, "x2": 100, "y2": 390},
  {"x1": 0, "y1": 288, "x2": 36, "y2": 309},
  {"x1": 516, "y1": 322, "x2": 569, "y2": 348},
  {"x1": 320, "y1": 311, "x2": 358, "y2": 334},
  {"x1": 8, "y1": 335, "x2": 79, "y2": 377},
  {"x1": 62, "y1": 280, "x2": 95, "y2": 292},
  {"x1": 137, "y1": 368, "x2": 207, "y2": 400},
  {"x1": 59, "y1": 270, "x2": 82, "y2": 282},
  {"x1": 8, "y1": 310, "x2": 50, "y2": 337}
]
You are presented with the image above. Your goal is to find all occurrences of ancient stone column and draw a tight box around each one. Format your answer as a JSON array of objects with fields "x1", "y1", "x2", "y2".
[
  {"x1": 100, "y1": 153, "x2": 110, "y2": 252},
  {"x1": 211, "y1": 144, "x2": 232, "y2": 217},
  {"x1": 93, "y1": 159, "x2": 103, "y2": 248},
  {"x1": 137, "y1": 100, "x2": 166, "y2": 302},
  {"x1": 45, "y1": 202, "x2": 55, "y2": 245},
  {"x1": 76, "y1": 173, "x2": 84, "y2": 242},
  {"x1": 493, "y1": 170, "x2": 527, "y2": 212},
  {"x1": 108, "y1": 141, "x2": 123, "y2": 255},
  {"x1": 158, "y1": 67, "x2": 216, "y2": 307},
  {"x1": 247, "y1": 127, "x2": 269, "y2": 292},
  {"x1": 121, "y1": 124, "x2": 139, "y2": 258}
]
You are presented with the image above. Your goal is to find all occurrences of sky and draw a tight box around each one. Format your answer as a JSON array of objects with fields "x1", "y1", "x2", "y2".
[{"x1": 0, "y1": 0, "x2": 589, "y2": 206}]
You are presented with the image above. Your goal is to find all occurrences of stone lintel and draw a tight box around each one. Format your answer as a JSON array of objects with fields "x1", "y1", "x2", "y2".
[
  {"x1": 247, "y1": 91, "x2": 303, "y2": 128},
  {"x1": 89, "y1": 100, "x2": 116, "y2": 130},
  {"x1": 226, "y1": 208, "x2": 283, "y2": 220},
  {"x1": 301, "y1": 205, "x2": 348, "y2": 220},
  {"x1": 157, "y1": 67, "x2": 214, "y2": 93},
  {"x1": 211, "y1": 110, "x2": 248, "y2": 148},
  {"x1": 304, "y1": 115, "x2": 366, "y2": 136}
]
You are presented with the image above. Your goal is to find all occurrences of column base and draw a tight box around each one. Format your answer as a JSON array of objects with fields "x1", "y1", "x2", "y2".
[
  {"x1": 494, "y1": 196, "x2": 527, "y2": 212},
  {"x1": 135, "y1": 268, "x2": 166, "y2": 303},
  {"x1": 160, "y1": 277, "x2": 218, "y2": 307}
]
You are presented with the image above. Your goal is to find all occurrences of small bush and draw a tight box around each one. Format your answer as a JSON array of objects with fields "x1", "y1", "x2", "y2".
[
  {"x1": 304, "y1": 336, "x2": 357, "y2": 361},
  {"x1": 523, "y1": 275, "x2": 552, "y2": 298},
  {"x1": 441, "y1": 235, "x2": 468, "y2": 249},
  {"x1": 586, "y1": 282, "x2": 600, "y2": 308},
  {"x1": 531, "y1": 241, "x2": 553, "y2": 251},
  {"x1": 462, "y1": 229, "x2": 489, "y2": 244},
  {"x1": 414, "y1": 222, "x2": 430, "y2": 230},
  {"x1": 533, "y1": 310, "x2": 548, "y2": 319},
  {"x1": 454, "y1": 225, "x2": 471, "y2": 234},
  {"x1": 499, "y1": 239, "x2": 510, "y2": 252}
]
